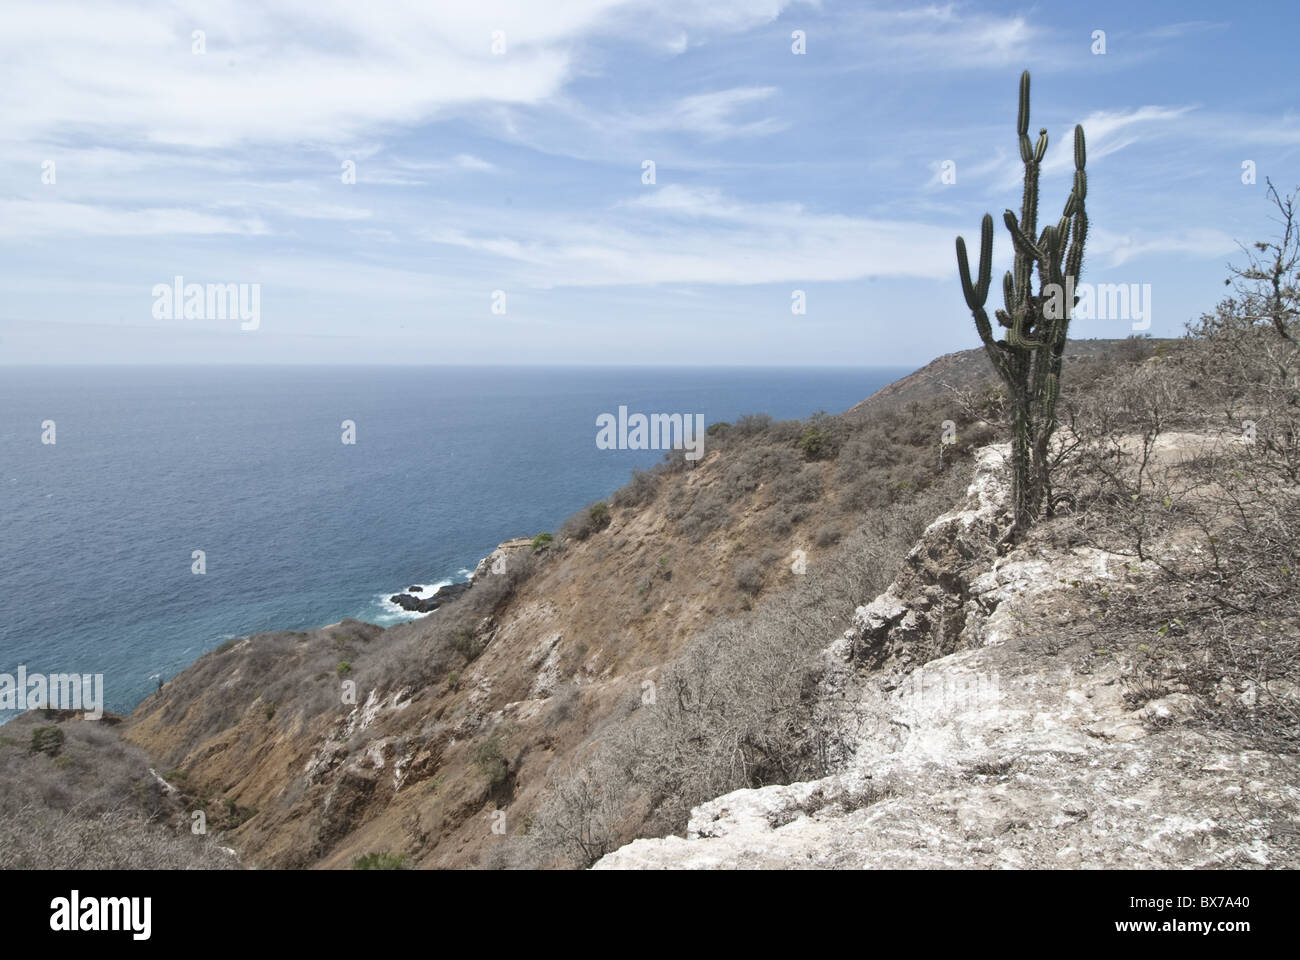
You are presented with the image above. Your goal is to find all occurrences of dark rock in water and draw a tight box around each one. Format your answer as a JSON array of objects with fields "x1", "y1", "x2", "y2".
[
  {"x1": 390, "y1": 592, "x2": 437, "y2": 612},
  {"x1": 389, "y1": 580, "x2": 472, "y2": 613},
  {"x1": 434, "y1": 581, "x2": 472, "y2": 603},
  {"x1": 408, "y1": 586, "x2": 423, "y2": 593}
]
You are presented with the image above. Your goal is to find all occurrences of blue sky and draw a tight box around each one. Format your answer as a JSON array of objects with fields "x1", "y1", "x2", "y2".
[{"x1": 1, "y1": 0, "x2": 1297, "y2": 365}]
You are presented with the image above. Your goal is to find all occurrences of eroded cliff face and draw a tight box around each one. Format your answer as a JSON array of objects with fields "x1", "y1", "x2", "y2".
[
  {"x1": 119, "y1": 425, "x2": 924, "y2": 868},
  {"x1": 596, "y1": 445, "x2": 1300, "y2": 869}
]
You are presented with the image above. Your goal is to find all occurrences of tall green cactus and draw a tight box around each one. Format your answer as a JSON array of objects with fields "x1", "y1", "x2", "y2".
[{"x1": 956, "y1": 70, "x2": 1088, "y2": 536}]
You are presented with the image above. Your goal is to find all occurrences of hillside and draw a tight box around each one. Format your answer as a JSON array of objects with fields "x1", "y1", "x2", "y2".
[
  {"x1": 114, "y1": 348, "x2": 999, "y2": 868},
  {"x1": 598, "y1": 439, "x2": 1300, "y2": 868},
  {"x1": 844, "y1": 338, "x2": 1170, "y2": 421},
  {"x1": 3, "y1": 327, "x2": 1295, "y2": 870}
]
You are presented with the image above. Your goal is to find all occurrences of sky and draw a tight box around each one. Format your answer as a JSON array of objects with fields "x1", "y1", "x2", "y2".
[{"x1": 0, "y1": 0, "x2": 1297, "y2": 366}]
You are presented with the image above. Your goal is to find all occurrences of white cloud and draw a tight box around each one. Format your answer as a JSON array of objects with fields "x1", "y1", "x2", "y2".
[
  {"x1": 845, "y1": 6, "x2": 1053, "y2": 70},
  {"x1": 0, "y1": 200, "x2": 268, "y2": 237},
  {"x1": 644, "y1": 87, "x2": 786, "y2": 139},
  {"x1": 984, "y1": 105, "x2": 1194, "y2": 191},
  {"x1": 1090, "y1": 226, "x2": 1237, "y2": 267},
  {"x1": 0, "y1": 0, "x2": 799, "y2": 150},
  {"x1": 1042, "y1": 106, "x2": 1195, "y2": 175},
  {"x1": 424, "y1": 185, "x2": 955, "y2": 286}
]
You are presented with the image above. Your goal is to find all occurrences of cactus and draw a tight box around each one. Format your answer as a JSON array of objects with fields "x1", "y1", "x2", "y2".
[{"x1": 956, "y1": 70, "x2": 1088, "y2": 537}]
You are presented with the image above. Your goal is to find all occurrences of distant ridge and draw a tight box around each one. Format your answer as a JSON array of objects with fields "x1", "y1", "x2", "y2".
[{"x1": 844, "y1": 337, "x2": 1173, "y2": 420}]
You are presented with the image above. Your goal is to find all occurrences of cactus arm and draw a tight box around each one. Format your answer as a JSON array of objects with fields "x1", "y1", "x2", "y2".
[
  {"x1": 975, "y1": 213, "x2": 993, "y2": 303},
  {"x1": 1004, "y1": 210, "x2": 1043, "y2": 261},
  {"x1": 956, "y1": 214, "x2": 995, "y2": 310}
]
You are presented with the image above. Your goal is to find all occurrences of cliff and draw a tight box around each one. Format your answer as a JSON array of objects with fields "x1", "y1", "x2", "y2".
[
  {"x1": 108, "y1": 351, "x2": 990, "y2": 868},
  {"x1": 8, "y1": 337, "x2": 1293, "y2": 870},
  {"x1": 596, "y1": 440, "x2": 1300, "y2": 868}
]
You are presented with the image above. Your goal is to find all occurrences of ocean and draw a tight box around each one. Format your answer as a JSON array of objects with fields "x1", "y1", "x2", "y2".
[{"x1": 0, "y1": 364, "x2": 907, "y2": 718}]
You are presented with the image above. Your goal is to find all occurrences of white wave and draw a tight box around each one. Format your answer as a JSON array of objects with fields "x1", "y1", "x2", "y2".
[{"x1": 368, "y1": 575, "x2": 465, "y2": 625}]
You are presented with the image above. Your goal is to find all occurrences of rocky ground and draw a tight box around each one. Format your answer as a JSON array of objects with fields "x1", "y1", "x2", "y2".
[{"x1": 596, "y1": 445, "x2": 1300, "y2": 869}]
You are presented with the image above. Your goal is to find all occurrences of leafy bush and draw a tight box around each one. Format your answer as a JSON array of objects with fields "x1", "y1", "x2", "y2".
[
  {"x1": 30, "y1": 726, "x2": 64, "y2": 757},
  {"x1": 451, "y1": 628, "x2": 485, "y2": 662},
  {"x1": 472, "y1": 733, "x2": 510, "y2": 787},
  {"x1": 531, "y1": 532, "x2": 554, "y2": 552},
  {"x1": 561, "y1": 501, "x2": 612, "y2": 541},
  {"x1": 797, "y1": 426, "x2": 833, "y2": 460}
]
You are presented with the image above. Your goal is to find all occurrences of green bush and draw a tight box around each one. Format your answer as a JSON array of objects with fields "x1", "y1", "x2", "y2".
[
  {"x1": 30, "y1": 726, "x2": 64, "y2": 757},
  {"x1": 451, "y1": 628, "x2": 485, "y2": 662},
  {"x1": 473, "y1": 734, "x2": 510, "y2": 787},
  {"x1": 561, "y1": 501, "x2": 612, "y2": 541},
  {"x1": 531, "y1": 532, "x2": 554, "y2": 552},
  {"x1": 336, "y1": 660, "x2": 352, "y2": 677},
  {"x1": 797, "y1": 426, "x2": 833, "y2": 460}
]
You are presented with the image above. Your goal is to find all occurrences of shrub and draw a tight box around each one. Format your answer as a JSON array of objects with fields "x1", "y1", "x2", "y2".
[
  {"x1": 472, "y1": 733, "x2": 510, "y2": 787},
  {"x1": 734, "y1": 413, "x2": 772, "y2": 436},
  {"x1": 546, "y1": 682, "x2": 582, "y2": 725},
  {"x1": 769, "y1": 420, "x2": 803, "y2": 444},
  {"x1": 813, "y1": 525, "x2": 842, "y2": 548},
  {"x1": 770, "y1": 464, "x2": 822, "y2": 505},
  {"x1": 734, "y1": 559, "x2": 763, "y2": 596},
  {"x1": 678, "y1": 491, "x2": 730, "y2": 542},
  {"x1": 561, "y1": 501, "x2": 612, "y2": 541},
  {"x1": 611, "y1": 469, "x2": 659, "y2": 509},
  {"x1": 797, "y1": 427, "x2": 829, "y2": 460},
  {"x1": 531, "y1": 532, "x2": 554, "y2": 552},
  {"x1": 451, "y1": 628, "x2": 485, "y2": 662},
  {"x1": 30, "y1": 727, "x2": 64, "y2": 757},
  {"x1": 336, "y1": 660, "x2": 352, "y2": 677}
]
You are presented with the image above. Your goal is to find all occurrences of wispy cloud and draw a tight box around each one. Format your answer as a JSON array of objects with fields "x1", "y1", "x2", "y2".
[
  {"x1": 840, "y1": 5, "x2": 1058, "y2": 70},
  {"x1": 1091, "y1": 226, "x2": 1237, "y2": 267},
  {"x1": 424, "y1": 184, "x2": 955, "y2": 286},
  {"x1": 1142, "y1": 20, "x2": 1229, "y2": 40},
  {"x1": 639, "y1": 87, "x2": 787, "y2": 139},
  {"x1": 0, "y1": 200, "x2": 268, "y2": 237}
]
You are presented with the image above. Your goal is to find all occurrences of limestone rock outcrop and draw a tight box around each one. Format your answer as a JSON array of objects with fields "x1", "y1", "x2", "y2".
[{"x1": 596, "y1": 445, "x2": 1300, "y2": 869}]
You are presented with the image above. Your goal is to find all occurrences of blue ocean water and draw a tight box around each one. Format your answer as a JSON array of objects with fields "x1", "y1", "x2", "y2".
[{"x1": 0, "y1": 365, "x2": 906, "y2": 718}]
